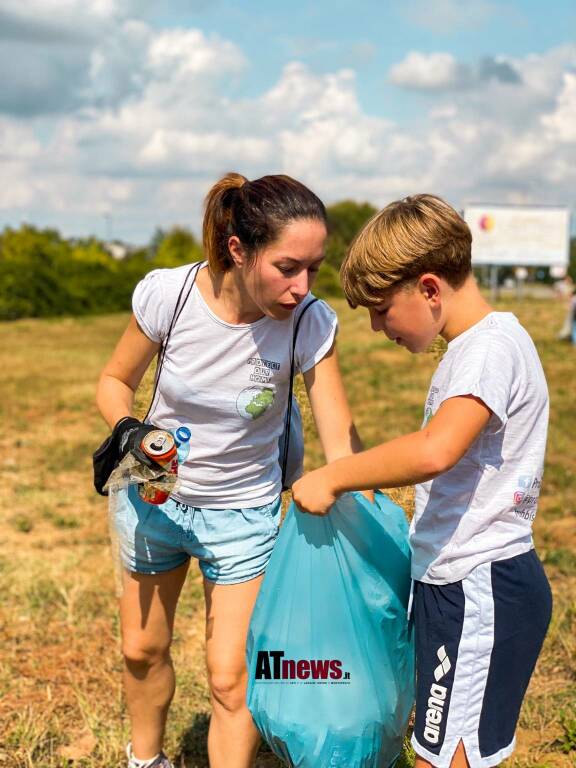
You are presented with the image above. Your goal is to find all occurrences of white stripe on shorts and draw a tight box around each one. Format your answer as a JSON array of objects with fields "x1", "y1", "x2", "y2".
[{"x1": 412, "y1": 561, "x2": 516, "y2": 768}]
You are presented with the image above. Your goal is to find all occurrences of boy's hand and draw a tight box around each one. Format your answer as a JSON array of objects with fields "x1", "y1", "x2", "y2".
[{"x1": 292, "y1": 467, "x2": 340, "y2": 515}]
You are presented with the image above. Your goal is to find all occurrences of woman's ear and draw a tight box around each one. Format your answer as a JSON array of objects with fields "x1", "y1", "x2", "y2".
[{"x1": 228, "y1": 235, "x2": 245, "y2": 268}]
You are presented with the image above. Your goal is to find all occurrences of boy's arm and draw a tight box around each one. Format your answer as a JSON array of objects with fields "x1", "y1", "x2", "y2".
[{"x1": 291, "y1": 394, "x2": 493, "y2": 515}]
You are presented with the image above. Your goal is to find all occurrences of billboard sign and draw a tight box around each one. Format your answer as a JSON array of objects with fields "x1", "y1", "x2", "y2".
[{"x1": 464, "y1": 204, "x2": 570, "y2": 267}]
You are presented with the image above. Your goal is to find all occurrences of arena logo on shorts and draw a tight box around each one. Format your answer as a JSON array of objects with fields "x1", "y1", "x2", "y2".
[
  {"x1": 424, "y1": 646, "x2": 451, "y2": 744},
  {"x1": 434, "y1": 644, "x2": 451, "y2": 681}
]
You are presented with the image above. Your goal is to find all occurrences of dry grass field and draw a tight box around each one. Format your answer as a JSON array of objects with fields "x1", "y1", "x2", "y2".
[{"x1": 0, "y1": 295, "x2": 574, "y2": 767}]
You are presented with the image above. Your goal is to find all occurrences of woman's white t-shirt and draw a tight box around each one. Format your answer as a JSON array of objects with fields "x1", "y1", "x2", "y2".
[{"x1": 132, "y1": 263, "x2": 337, "y2": 509}]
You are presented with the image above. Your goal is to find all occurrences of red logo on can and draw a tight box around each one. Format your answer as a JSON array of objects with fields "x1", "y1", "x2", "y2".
[{"x1": 138, "y1": 430, "x2": 178, "y2": 505}]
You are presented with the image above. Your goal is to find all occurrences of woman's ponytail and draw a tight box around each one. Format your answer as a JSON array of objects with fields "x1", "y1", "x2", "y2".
[
  {"x1": 202, "y1": 172, "x2": 326, "y2": 273},
  {"x1": 202, "y1": 172, "x2": 247, "y2": 274}
]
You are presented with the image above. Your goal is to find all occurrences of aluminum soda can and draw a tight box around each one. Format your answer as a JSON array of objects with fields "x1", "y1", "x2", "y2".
[{"x1": 138, "y1": 430, "x2": 178, "y2": 505}]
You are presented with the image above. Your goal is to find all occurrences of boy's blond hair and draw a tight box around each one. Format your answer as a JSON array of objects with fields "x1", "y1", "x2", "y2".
[{"x1": 340, "y1": 194, "x2": 472, "y2": 307}]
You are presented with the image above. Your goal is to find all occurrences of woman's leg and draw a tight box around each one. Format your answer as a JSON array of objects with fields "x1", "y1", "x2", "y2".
[
  {"x1": 120, "y1": 560, "x2": 190, "y2": 760},
  {"x1": 204, "y1": 575, "x2": 264, "y2": 768}
]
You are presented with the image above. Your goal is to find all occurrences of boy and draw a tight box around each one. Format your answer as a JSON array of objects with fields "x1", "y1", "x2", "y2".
[{"x1": 292, "y1": 195, "x2": 552, "y2": 768}]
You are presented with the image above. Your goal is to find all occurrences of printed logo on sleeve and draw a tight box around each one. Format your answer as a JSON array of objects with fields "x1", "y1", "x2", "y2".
[
  {"x1": 423, "y1": 386, "x2": 440, "y2": 426},
  {"x1": 513, "y1": 474, "x2": 542, "y2": 521}
]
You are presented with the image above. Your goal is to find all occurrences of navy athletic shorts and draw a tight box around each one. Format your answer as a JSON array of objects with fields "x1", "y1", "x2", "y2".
[{"x1": 411, "y1": 549, "x2": 552, "y2": 768}]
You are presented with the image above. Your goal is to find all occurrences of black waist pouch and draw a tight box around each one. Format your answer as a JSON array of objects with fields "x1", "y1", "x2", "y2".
[{"x1": 93, "y1": 433, "x2": 119, "y2": 496}]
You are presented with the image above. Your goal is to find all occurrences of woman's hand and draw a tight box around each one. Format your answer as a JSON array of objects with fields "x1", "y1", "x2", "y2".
[{"x1": 291, "y1": 466, "x2": 340, "y2": 515}]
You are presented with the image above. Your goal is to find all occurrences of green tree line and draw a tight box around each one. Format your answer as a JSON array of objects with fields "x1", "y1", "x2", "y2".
[
  {"x1": 1, "y1": 202, "x2": 574, "y2": 320},
  {"x1": 0, "y1": 201, "x2": 376, "y2": 320}
]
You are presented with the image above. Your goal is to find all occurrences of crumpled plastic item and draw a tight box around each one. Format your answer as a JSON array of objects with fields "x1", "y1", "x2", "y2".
[
  {"x1": 103, "y1": 451, "x2": 179, "y2": 496},
  {"x1": 246, "y1": 491, "x2": 415, "y2": 768},
  {"x1": 104, "y1": 452, "x2": 180, "y2": 596}
]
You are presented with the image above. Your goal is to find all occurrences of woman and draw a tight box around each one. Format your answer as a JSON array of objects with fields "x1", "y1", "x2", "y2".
[{"x1": 96, "y1": 173, "x2": 364, "y2": 768}]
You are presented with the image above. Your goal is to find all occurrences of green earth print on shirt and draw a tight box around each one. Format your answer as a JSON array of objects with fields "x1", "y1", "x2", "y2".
[{"x1": 236, "y1": 386, "x2": 276, "y2": 420}]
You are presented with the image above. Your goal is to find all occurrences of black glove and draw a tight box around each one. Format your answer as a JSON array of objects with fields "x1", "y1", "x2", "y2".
[
  {"x1": 113, "y1": 416, "x2": 172, "y2": 475},
  {"x1": 92, "y1": 417, "x2": 161, "y2": 496},
  {"x1": 114, "y1": 417, "x2": 158, "y2": 460}
]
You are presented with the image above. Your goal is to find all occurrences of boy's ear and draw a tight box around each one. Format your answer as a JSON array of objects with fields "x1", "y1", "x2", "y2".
[{"x1": 419, "y1": 273, "x2": 442, "y2": 304}]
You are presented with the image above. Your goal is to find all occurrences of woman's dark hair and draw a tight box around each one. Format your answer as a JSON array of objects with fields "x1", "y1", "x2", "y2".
[{"x1": 203, "y1": 173, "x2": 327, "y2": 273}]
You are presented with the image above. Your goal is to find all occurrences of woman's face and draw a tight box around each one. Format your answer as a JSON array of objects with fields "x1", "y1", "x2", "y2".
[{"x1": 239, "y1": 218, "x2": 327, "y2": 320}]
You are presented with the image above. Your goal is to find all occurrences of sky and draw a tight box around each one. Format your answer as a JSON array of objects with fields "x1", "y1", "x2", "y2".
[{"x1": 0, "y1": 0, "x2": 575, "y2": 244}]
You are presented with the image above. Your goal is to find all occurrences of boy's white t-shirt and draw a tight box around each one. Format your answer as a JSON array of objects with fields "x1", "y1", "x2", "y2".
[
  {"x1": 411, "y1": 312, "x2": 549, "y2": 584},
  {"x1": 132, "y1": 263, "x2": 337, "y2": 509}
]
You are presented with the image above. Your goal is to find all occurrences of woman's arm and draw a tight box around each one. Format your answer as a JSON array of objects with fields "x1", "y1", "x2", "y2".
[
  {"x1": 96, "y1": 315, "x2": 161, "y2": 429},
  {"x1": 302, "y1": 343, "x2": 364, "y2": 463}
]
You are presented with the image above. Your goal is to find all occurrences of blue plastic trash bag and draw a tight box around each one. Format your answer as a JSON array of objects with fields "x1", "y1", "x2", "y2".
[{"x1": 246, "y1": 491, "x2": 414, "y2": 768}]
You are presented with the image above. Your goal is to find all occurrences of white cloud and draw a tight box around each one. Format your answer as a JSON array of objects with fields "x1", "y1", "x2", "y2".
[
  {"x1": 0, "y1": 13, "x2": 574, "y2": 243},
  {"x1": 0, "y1": 119, "x2": 41, "y2": 161},
  {"x1": 0, "y1": 0, "x2": 117, "y2": 42},
  {"x1": 0, "y1": 120, "x2": 43, "y2": 208},
  {"x1": 86, "y1": 20, "x2": 151, "y2": 107},
  {"x1": 541, "y1": 72, "x2": 576, "y2": 143},
  {"x1": 262, "y1": 63, "x2": 360, "y2": 123},
  {"x1": 0, "y1": 0, "x2": 115, "y2": 15},
  {"x1": 257, "y1": 63, "x2": 393, "y2": 182},
  {"x1": 389, "y1": 52, "x2": 463, "y2": 90},
  {"x1": 430, "y1": 104, "x2": 458, "y2": 120},
  {"x1": 147, "y1": 29, "x2": 244, "y2": 82},
  {"x1": 0, "y1": 0, "x2": 123, "y2": 115},
  {"x1": 0, "y1": 3, "x2": 240, "y2": 116},
  {"x1": 389, "y1": 51, "x2": 521, "y2": 91},
  {"x1": 139, "y1": 130, "x2": 272, "y2": 172}
]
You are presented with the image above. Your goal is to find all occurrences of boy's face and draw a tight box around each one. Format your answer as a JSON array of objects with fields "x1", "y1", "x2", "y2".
[{"x1": 367, "y1": 277, "x2": 442, "y2": 353}]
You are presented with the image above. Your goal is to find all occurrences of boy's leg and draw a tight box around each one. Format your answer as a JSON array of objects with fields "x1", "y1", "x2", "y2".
[
  {"x1": 204, "y1": 575, "x2": 264, "y2": 768},
  {"x1": 120, "y1": 561, "x2": 190, "y2": 760},
  {"x1": 412, "y1": 551, "x2": 551, "y2": 768},
  {"x1": 411, "y1": 577, "x2": 466, "y2": 766}
]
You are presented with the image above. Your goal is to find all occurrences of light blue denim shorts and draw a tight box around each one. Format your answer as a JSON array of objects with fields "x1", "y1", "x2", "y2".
[{"x1": 113, "y1": 486, "x2": 282, "y2": 584}]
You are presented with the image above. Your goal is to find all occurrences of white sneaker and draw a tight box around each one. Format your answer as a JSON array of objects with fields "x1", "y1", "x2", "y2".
[{"x1": 126, "y1": 743, "x2": 174, "y2": 768}]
